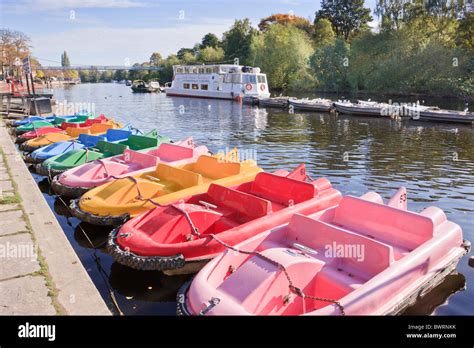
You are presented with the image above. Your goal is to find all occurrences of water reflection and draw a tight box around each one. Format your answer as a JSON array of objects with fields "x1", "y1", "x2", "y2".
[
  {"x1": 401, "y1": 273, "x2": 466, "y2": 315},
  {"x1": 109, "y1": 263, "x2": 191, "y2": 303}
]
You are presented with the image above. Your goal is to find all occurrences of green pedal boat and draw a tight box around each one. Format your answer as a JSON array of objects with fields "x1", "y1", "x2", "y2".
[{"x1": 35, "y1": 130, "x2": 169, "y2": 177}]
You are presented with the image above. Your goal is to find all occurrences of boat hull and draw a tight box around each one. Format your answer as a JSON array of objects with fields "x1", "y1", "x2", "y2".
[
  {"x1": 334, "y1": 102, "x2": 386, "y2": 117},
  {"x1": 414, "y1": 111, "x2": 474, "y2": 124},
  {"x1": 289, "y1": 100, "x2": 333, "y2": 112}
]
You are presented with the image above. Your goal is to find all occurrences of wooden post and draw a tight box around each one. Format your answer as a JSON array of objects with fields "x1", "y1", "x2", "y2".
[
  {"x1": 25, "y1": 72, "x2": 31, "y2": 95},
  {"x1": 30, "y1": 73, "x2": 35, "y2": 96}
]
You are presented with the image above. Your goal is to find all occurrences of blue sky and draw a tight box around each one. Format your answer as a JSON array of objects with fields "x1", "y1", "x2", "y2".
[{"x1": 0, "y1": 0, "x2": 378, "y2": 66}]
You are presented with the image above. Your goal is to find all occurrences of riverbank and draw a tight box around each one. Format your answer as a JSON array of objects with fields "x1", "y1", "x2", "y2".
[{"x1": 0, "y1": 118, "x2": 110, "y2": 315}]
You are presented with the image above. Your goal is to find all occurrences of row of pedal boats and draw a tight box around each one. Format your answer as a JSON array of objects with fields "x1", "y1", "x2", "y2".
[
  {"x1": 250, "y1": 97, "x2": 474, "y2": 124},
  {"x1": 11, "y1": 113, "x2": 471, "y2": 315}
]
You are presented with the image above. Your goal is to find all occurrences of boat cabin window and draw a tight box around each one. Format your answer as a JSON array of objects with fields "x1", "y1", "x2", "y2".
[
  {"x1": 206, "y1": 68, "x2": 213, "y2": 74},
  {"x1": 243, "y1": 75, "x2": 257, "y2": 84},
  {"x1": 192, "y1": 84, "x2": 199, "y2": 90},
  {"x1": 225, "y1": 73, "x2": 241, "y2": 83},
  {"x1": 257, "y1": 75, "x2": 266, "y2": 84},
  {"x1": 213, "y1": 67, "x2": 220, "y2": 73},
  {"x1": 176, "y1": 67, "x2": 184, "y2": 74},
  {"x1": 199, "y1": 68, "x2": 205, "y2": 74},
  {"x1": 183, "y1": 83, "x2": 190, "y2": 89},
  {"x1": 200, "y1": 84, "x2": 208, "y2": 90}
]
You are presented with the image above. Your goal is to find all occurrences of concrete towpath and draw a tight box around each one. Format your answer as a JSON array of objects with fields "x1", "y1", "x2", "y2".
[{"x1": 0, "y1": 119, "x2": 111, "y2": 315}]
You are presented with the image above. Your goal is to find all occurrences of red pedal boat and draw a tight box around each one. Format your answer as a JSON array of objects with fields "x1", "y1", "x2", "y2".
[{"x1": 107, "y1": 164, "x2": 342, "y2": 273}]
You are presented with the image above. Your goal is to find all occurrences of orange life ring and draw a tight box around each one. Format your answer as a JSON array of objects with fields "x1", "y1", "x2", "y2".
[
  {"x1": 260, "y1": 84, "x2": 265, "y2": 91},
  {"x1": 245, "y1": 84, "x2": 252, "y2": 91}
]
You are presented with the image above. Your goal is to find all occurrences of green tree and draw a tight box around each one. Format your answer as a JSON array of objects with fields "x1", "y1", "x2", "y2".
[
  {"x1": 113, "y1": 70, "x2": 129, "y2": 81},
  {"x1": 177, "y1": 48, "x2": 195, "y2": 61},
  {"x1": 251, "y1": 24, "x2": 314, "y2": 90},
  {"x1": 200, "y1": 33, "x2": 219, "y2": 48},
  {"x1": 99, "y1": 71, "x2": 113, "y2": 82},
  {"x1": 88, "y1": 70, "x2": 100, "y2": 83},
  {"x1": 181, "y1": 52, "x2": 197, "y2": 64},
  {"x1": 78, "y1": 70, "x2": 89, "y2": 82},
  {"x1": 160, "y1": 54, "x2": 180, "y2": 84},
  {"x1": 457, "y1": 11, "x2": 474, "y2": 49},
  {"x1": 310, "y1": 38, "x2": 351, "y2": 91},
  {"x1": 315, "y1": 0, "x2": 373, "y2": 40},
  {"x1": 149, "y1": 52, "x2": 163, "y2": 66},
  {"x1": 222, "y1": 19, "x2": 258, "y2": 64},
  {"x1": 61, "y1": 51, "x2": 70, "y2": 66},
  {"x1": 313, "y1": 18, "x2": 336, "y2": 47},
  {"x1": 198, "y1": 46, "x2": 225, "y2": 63}
]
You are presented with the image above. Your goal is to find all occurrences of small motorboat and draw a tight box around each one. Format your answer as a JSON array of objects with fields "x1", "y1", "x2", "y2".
[
  {"x1": 242, "y1": 95, "x2": 260, "y2": 106},
  {"x1": 333, "y1": 101, "x2": 391, "y2": 117},
  {"x1": 52, "y1": 138, "x2": 209, "y2": 198},
  {"x1": 19, "y1": 121, "x2": 121, "y2": 153},
  {"x1": 259, "y1": 97, "x2": 289, "y2": 108},
  {"x1": 35, "y1": 130, "x2": 165, "y2": 177},
  {"x1": 412, "y1": 107, "x2": 474, "y2": 124},
  {"x1": 24, "y1": 126, "x2": 136, "y2": 164},
  {"x1": 289, "y1": 98, "x2": 333, "y2": 112},
  {"x1": 178, "y1": 187, "x2": 469, "y2": 315},
  {"x1": 131, "y1": 80, "x2": 161, "y2": 93},
  {"x1": 69, "y1": 154, "x2": 262, "y2": 226},
  {"x1": 108, "y1": 164, "x2": 342, "y2": 273},
  {"x1": 125, "y1": 80, "x2": 132, "y2": 86}
]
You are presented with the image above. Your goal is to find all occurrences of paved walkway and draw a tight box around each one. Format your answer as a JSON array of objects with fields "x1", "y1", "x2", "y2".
[
  {"x1": 0, "y1": 151, "x2": 56, "y2": 314},
  {"x1": 0, "y1": 120, "x2": 111, "y2": 315}
]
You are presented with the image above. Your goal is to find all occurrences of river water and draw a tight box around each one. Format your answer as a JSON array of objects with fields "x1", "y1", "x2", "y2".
[{"x1": 31, "y1": 83, "x2": 473, "y2": 315}]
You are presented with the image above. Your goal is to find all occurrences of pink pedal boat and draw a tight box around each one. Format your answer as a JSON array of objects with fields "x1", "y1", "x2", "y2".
[
  {"x1": 178, "y1": 188, "x2": 469, "y2": 316},
  {"x1": 51, "y1": 137, "x2": 209, "y2": 197}
]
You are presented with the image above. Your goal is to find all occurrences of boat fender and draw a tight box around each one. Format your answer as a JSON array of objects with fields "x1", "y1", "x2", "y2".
[
  {"x1": 107, "y1": 228, "x2": 185, "y2": 270},
  {"x1": 463, "y1": 240, "x2": 471, "y2": 253}
]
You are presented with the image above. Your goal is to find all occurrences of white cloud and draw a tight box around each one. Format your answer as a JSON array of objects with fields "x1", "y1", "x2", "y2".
[
  {"x1": 31, "y1": 22, "x2": 234, "y2": 66},
  {"x1": 2, "y1": 0, "x2": 150, "y2": 13}
]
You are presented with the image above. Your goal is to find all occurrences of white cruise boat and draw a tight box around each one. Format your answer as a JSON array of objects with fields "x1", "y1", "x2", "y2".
[{"x1": 165, "y1": 64, "x2": 270, "y2": 100}]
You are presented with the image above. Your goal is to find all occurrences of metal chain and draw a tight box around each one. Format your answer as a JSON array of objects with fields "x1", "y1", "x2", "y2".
[
  {"x1": 101, "y1": 175, "x2": 201, "y2": 239},
  {"x1": 209, "y1": 233, "x2": 345, "y2": 316}
]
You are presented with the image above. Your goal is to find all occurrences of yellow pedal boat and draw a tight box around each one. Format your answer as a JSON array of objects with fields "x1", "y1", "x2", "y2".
[
  {"x1": 70, "y1": 154, "x2": 262, "y2": 226},
  {"x1": 20, "y1": 121, "x2": 122, "y2": 152}
]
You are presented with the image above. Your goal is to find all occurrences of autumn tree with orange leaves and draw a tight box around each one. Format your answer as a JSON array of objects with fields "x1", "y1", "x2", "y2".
[{"x1": 258, "y1": 13, "x2": 314, "y2": 36}]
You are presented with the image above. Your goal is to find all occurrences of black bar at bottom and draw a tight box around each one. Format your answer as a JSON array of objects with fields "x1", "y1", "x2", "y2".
[{"x1": 0, "y1": 315, "x2": 472, "y2": 346}]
